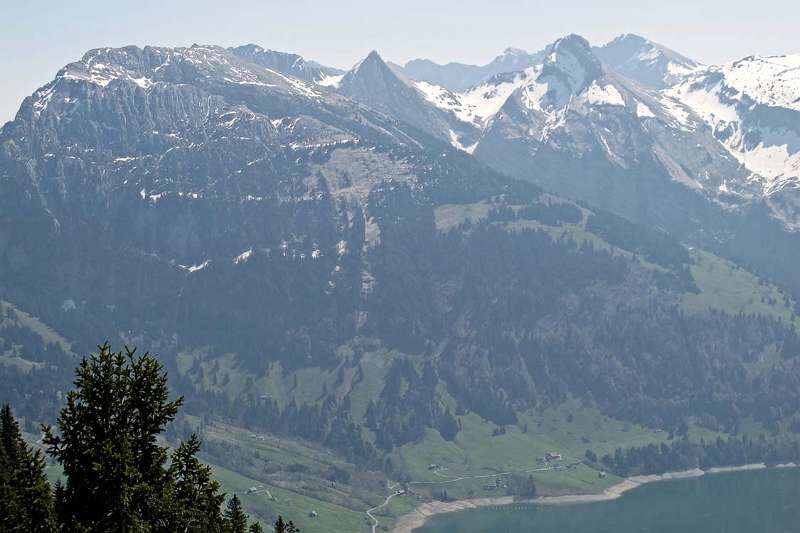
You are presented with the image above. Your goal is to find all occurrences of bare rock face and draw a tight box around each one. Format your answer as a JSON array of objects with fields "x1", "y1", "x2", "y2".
[
  {"x1": 0, "y1": 42, "x2": 508, "y2": 369},
  {"x1": 337, "y1": 50, "x2": 478, "y2": 144}
]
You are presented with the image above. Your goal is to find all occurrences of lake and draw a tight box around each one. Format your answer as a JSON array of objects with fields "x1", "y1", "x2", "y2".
[{"x1": 417, "y1": 467, "x2": 800, "y2": 533}]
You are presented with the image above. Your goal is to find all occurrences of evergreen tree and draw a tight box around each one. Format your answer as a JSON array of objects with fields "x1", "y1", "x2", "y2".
[
  {"x1": 505, "y1": 473, "x2": 537, "y2": 499},
  {"x1": 43, "y1": 343, "x2": 183, "y2": 531},
  {"x1": 11, "y1": 447, "x2": 56, "y2": 532},
  {"x1": 1, "y1": 342, "x2": 303, "y2": 533},
  {"x1": 223, "y1": 494, "x2": 248, "y2": 533},
  {"x1": 0, "y1": 404, "x2": 56, "y2": 533},
  {"x1": 248, "y1": 523, "x2": 264, "y2": 533},
  {"x1": 0, "y1": 406, "x2": 16, "y2": 532},
  {"x1": 273, "y1": 516, "x2": 300, "y2": 533},
  {"x1": 1, "y1": 405, "x2": 23, "y2": 463},
  {"x1": 165, "y1": 433, "x2": 225, "y2": 532}
]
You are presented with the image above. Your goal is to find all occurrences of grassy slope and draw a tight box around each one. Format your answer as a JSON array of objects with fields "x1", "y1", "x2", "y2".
[
  {"x1": 681, "y1": 249, "x2": 798, "y2": 324},
  {"x1": 25, "y1": 427, "x2": 371, "y2": 533},
  {"x1": 0, "y1": 300, "x2": 73, "y2": 352},
  {"x1": 191, "y1": 417, "x2": 380, "y2": 532},
  {"x1": 392, "y1": 402, "x2": 723, "y2": 498},
  {"x1": 209, "y1": 462, "x2": 369, "y2": 533},
  {"x1": 0, "y1": 300, "x2": 74, "y2": 370}
]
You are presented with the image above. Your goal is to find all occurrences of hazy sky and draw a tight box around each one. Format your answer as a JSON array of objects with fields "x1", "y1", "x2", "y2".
[{"x1": 2, "y1": 0, "x2": 798, "y2": 123}]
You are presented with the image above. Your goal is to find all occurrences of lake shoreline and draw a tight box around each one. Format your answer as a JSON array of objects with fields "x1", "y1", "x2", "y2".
[{"x1": 390, "y1": 462, "x2": 798, "y2": 533}]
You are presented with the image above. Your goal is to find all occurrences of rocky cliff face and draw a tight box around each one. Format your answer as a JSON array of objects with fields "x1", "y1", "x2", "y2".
[{"x1": 0, "y1": 43, "x2": 505, "y2": 365}]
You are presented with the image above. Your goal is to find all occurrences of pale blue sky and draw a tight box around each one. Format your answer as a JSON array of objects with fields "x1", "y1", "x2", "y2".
[{"x1": 2, "y1": 0, "x2": 798, "y2": 124}]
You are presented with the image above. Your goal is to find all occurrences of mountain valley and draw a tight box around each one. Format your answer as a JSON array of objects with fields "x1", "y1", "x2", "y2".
[{"x1": 3, "y1": 32, "x2": 800, "y2": 532}]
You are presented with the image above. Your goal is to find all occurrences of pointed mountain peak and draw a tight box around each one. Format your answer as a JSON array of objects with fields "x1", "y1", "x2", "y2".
[
  {"x1": 337, "y1": 48, "x2": 464, "y2": 142},
  {"x1": 339, "y1": 49, "x2": 408, "y2": 98},
  {"x1": 541, "y1": 34, "x2": 603, "y2": 91},
  {"x1": 353, "y1": 50, "x2": 387, "y2": 70},
  {"x1": 549, "y1": 34, "x2": 597, "y2": 61},
  {"x1": 345, "y1": 50, "x2": 394, "y2": 79},
  {"x1": 365, "y1": 49, "x2": 383, "y2": 61},
  {"x1": 342, "y1": 50, "x2": 399, "y2": 85}
]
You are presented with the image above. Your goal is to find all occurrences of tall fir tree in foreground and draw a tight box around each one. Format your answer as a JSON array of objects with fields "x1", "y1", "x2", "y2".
[
  {"x1": 43, "y1": 343, "x2": 184, "y2": 531},
  {"x1": 42, "y1": 342, "x2": 246, "y2": 532},
  {"x1": 0, "y1": 404, "x2": 56, "y2": 533},
  {"x1": 3, "y1": 342, "x2": 291, "y2": 532}
]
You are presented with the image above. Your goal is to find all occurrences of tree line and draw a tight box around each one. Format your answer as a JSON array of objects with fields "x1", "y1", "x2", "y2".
[
  {"x1": 0, "y1": 343, "x2": 298, "y2": 533},
  {"x1": 588, "y1": 434, "x2": 800, "y2": 477}
]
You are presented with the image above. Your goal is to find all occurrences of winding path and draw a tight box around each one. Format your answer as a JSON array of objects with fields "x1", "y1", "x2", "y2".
[
  {"x1": 367, "y1": 462, "x2": 580, "y2": 531},
  {"x1": 366, "y1": 483, "x2": 405, "y2": 533}
]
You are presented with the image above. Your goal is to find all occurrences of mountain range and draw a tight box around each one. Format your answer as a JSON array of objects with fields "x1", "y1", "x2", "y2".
[
  {"x1": 320, "y1": 34, "x2": 800, "y2": 294},
  {"x1": 2, "y1": 32, "x2": 800, "y2": 531}
]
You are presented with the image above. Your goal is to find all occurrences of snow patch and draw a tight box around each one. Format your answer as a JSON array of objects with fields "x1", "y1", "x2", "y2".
[
  {"x1": 520, "y1": 78, "x2": 551, "y2": 112},
  {"x1": 635, "y1": 101, "x2": 656, "y2": 118},
  {"x1": 459, "y1": 70, "x2": 531, "y2": 125},
  {"x1": 412, "y1": 70, "x2": 530, "y2": 128},
  {"x1": 317, "y1": 74, "x2": 344, "y2": 88},
  {"x1": 447, "y1": 129, "x2": 474, "y2": 153},
  {"x1": 719, "y1": 54, "x2": 800, "y2": 111},
  {"x1": 234, "y1": 248, "x2": 253, "y2": 264},
  {"x1": 186, "y1": 260, "x2": 211, "y2": 273},
  {"x1": 584, "y1": 82, "x2": 625, "y2": 107},
  {"x1": 658, "y1": 96, "x2": 695, "y2": 131}
]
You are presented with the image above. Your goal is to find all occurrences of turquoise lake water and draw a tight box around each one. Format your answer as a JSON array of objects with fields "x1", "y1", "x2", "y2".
[{"x1": 418, "y1": 468, "x2": 800, "y2": 533}]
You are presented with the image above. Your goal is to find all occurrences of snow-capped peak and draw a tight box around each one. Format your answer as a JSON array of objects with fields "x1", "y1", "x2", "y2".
[
  {"x1": 668, "y1": 53, "x2": 800, "y2": 193},
  {"x1": 52, "y1": 44, "x2": 324, "y2": 100},
  {"x1": 412, "y1": 68, "x2": 531, "y2": 128},
  {"x1": 710, "y1": 54, "x2": 800, "y2": 111},
  {"x1": 595, "y1": 33, "x2": 700, "y2": 89}
]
